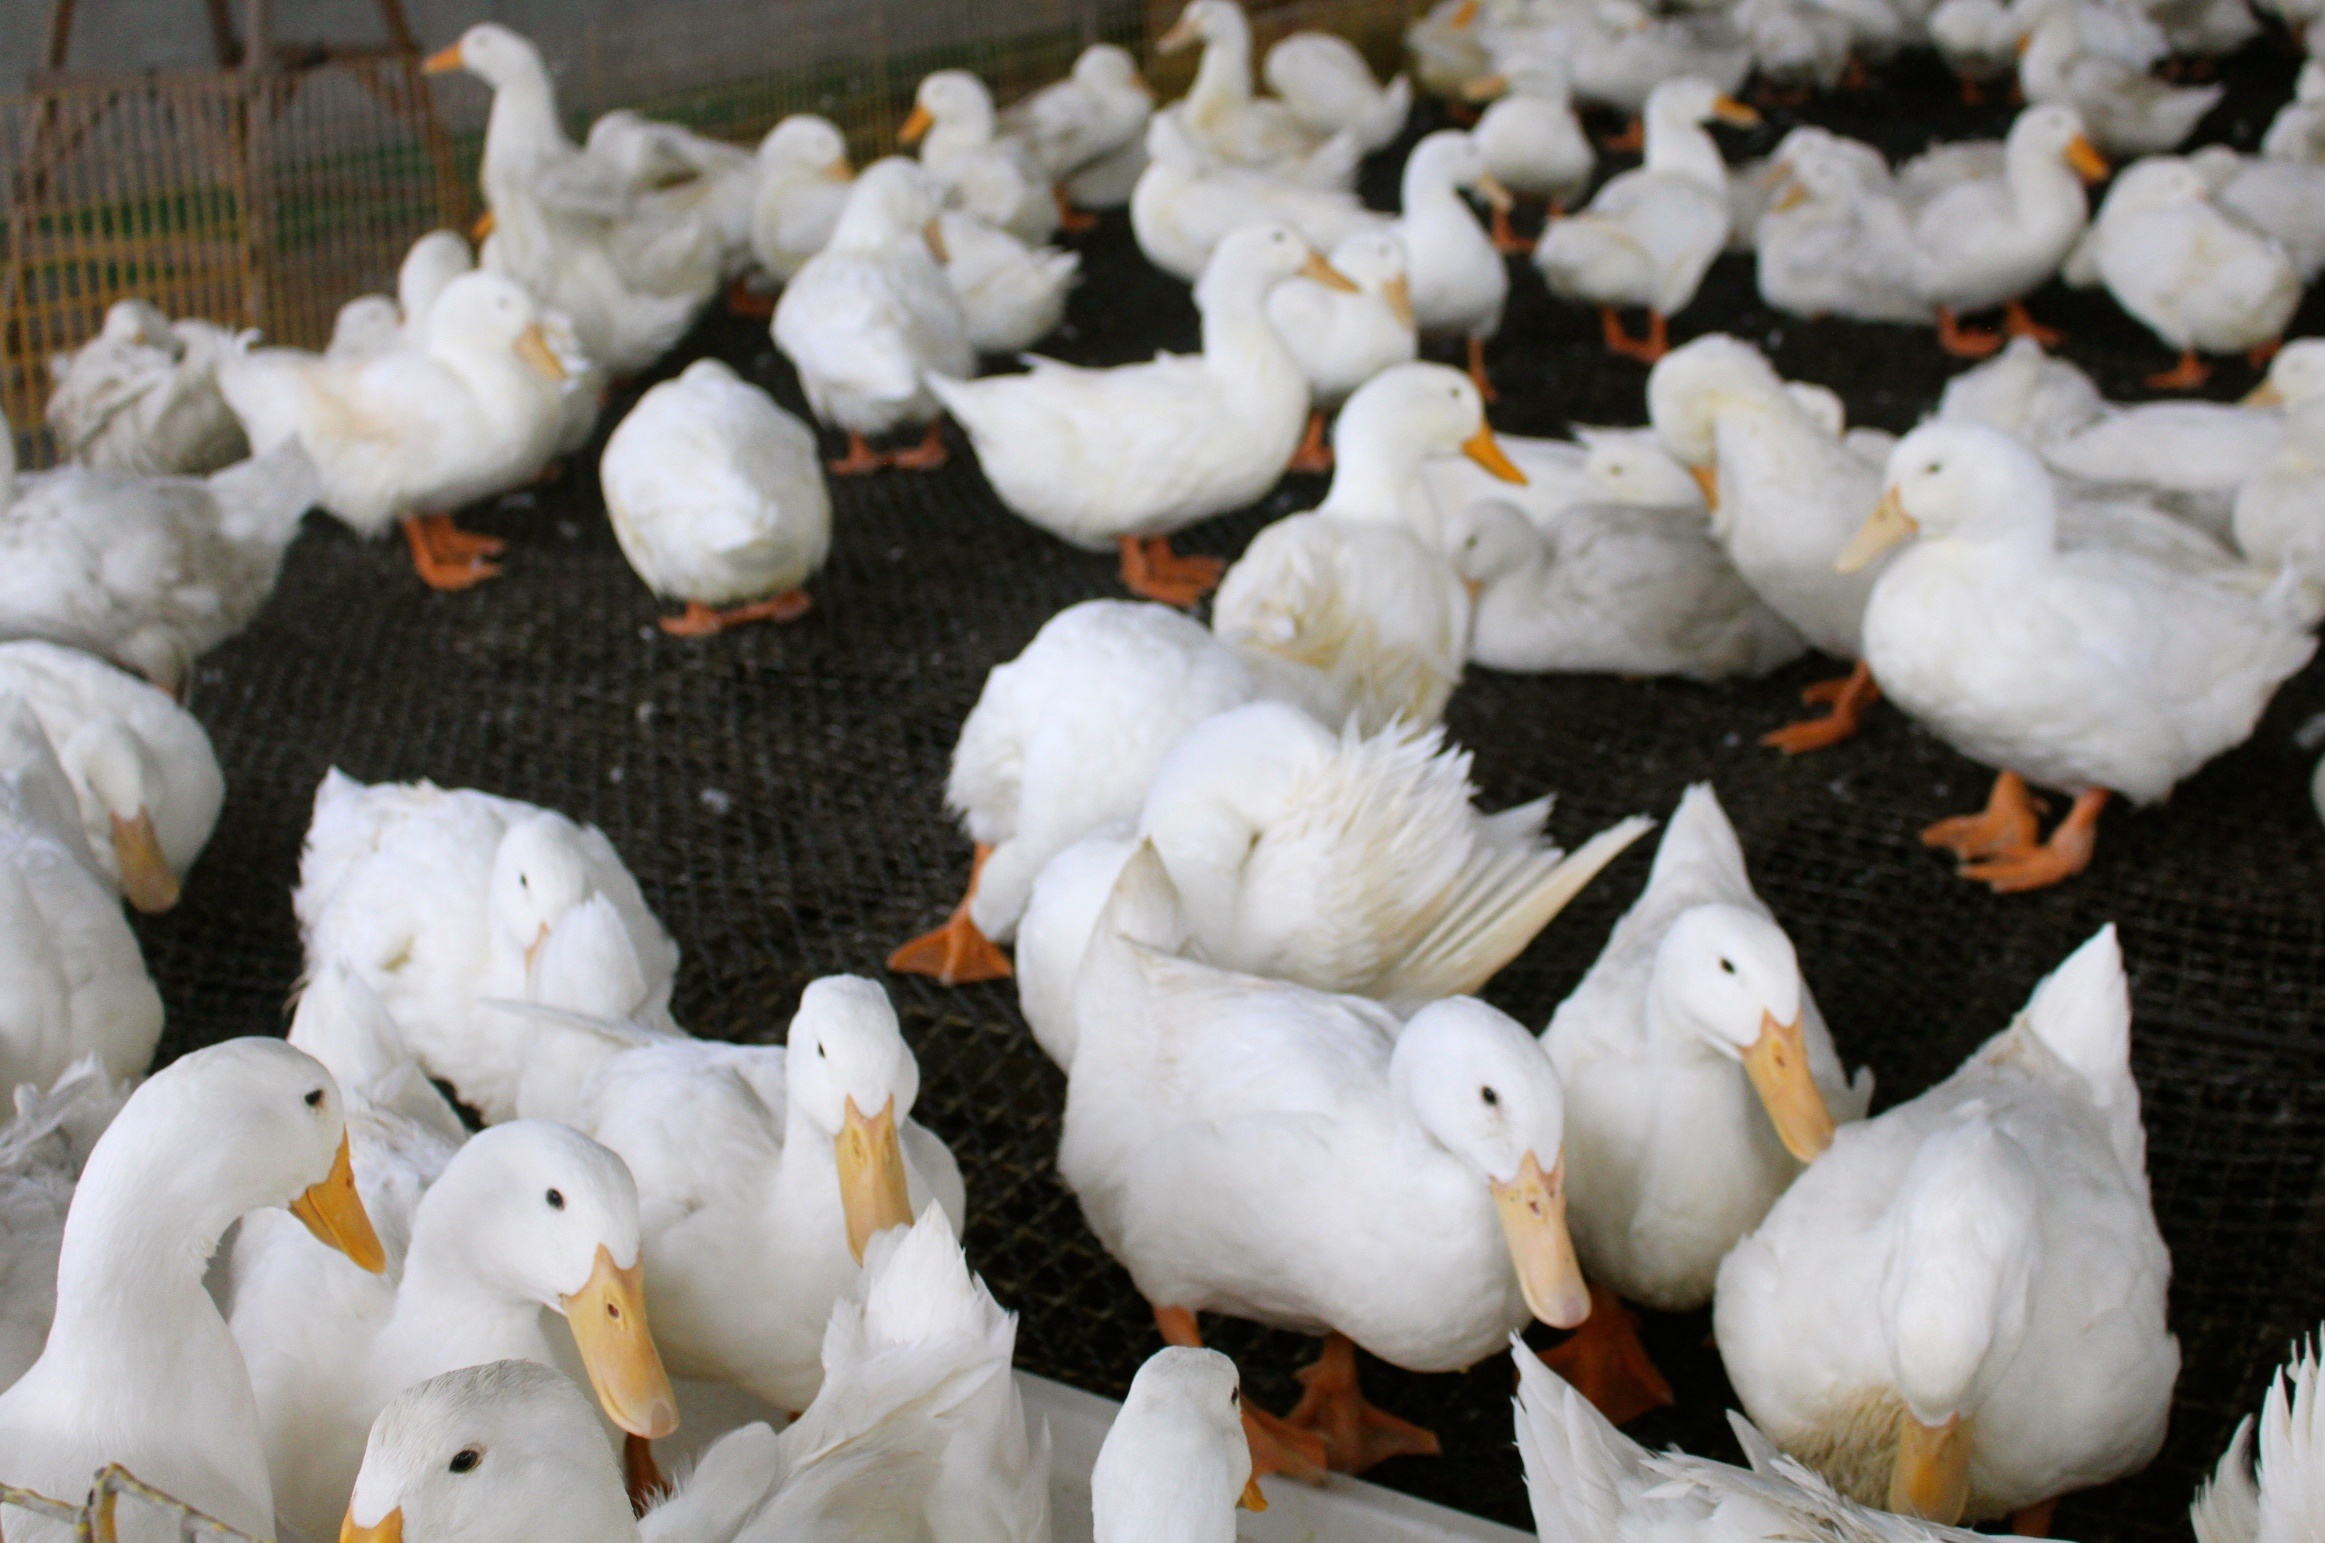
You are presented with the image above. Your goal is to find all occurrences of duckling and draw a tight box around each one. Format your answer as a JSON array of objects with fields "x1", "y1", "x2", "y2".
[
  {"x1": 1130, "y1": 111, "x2": 1390, "y2": 283},
  {"x1": 2020, "y1": 0, "x2": 2221, "y2": 156},
  {"x1": 1462, "y1": 54, "x2": 1596, "y2": 254},
  {"x1": 230, "y1": 1119, "x2": 679, "y2": 1541},
  {"x1": 1264, "y1": 31, "x2": 1414, "y2": 153},
  {"x1": 601, "y1": 359, "x2": 831, "y2": 636},
  {"x1": 1397, "y1": 130, "x2": 1514, "y2": 396},
  {"x1": 1536, "y1": 78, "x2": 1761, "y2": 364},
  {"x1": 929, "y1": 223, "x2": 1340, "y2": 605},
  {"x1": 747, "y1": 115, "x2": 854, "y2": 286},
  {"x1": 293, "y1": 769, "x2": 679, "y2": 1122},
  {"x1": 0, "y1": 1057, "x2": 131, "y2": 1393},
  {"x1": 903, "y1": 71, "x2": 1059, "y2": 247},
  {"x1": 1265, "y1": 229, "x2": 1418, "y2": 472},
  {"x1": 44, "y1": 300, "x2": 248, "y2": 476},
  {"x1": 935, "y1": 208, "x2": 1081, "y2": 354},
  {"x1": 1715, "y1": 927, "x2": 2177, "y2": 1527},
  {"x1": 219, "y1": 269, "x2": 568, "y2": 590},
  {"x1": 1000, "y1": 44, "x2": 1156, "y2": 224},
  {"x1": 773, "y1": 158, "x2": 974, "y2": 475},
  {"x1": 1155, "y1": 0, "x2": 1365, "y2": 191},
  {"x1": 0, "y1": 1039, "x2": 381, "y2": 1543},
  {"x1": 0, "y1": 640, "x2": 222, "y2": 913},
  {"x1": 1841, "y1": 421, "x2": 2313, "y2": 891},
  {"x1": 1092, "y1": 1348, "x2": 1269, "y2": 1532},
  {"x1": 2191, "y1": 1329, "x2": 2325, "y2": 1543}
]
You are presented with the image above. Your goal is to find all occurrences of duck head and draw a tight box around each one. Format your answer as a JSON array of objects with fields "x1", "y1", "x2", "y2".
[
  {"x1": 902, "y1": 69, "x2": 996, "y2": 149},
  {"x1": 1446, "y1": 499, "x2": 1543, "y2": 591},
  {"x1": 2246, "y1": 338, "x2": 2325, "y2": 408},
  {"x1": 426, "y1": 272, "x2": 566, "y2": 384},
  {"x1": 2006, "y1": 102, "x2": 2108, "y2": 187},
  {"x1": 1577, "y1": 428, "x2": 1707, "y2": 510},
  {"x1": 1405, "y1": 128, "x2": 1514, "y2": 212},
  {"x1": 785, "y1": 975, "x2": 924, "y2": 1262},
  {"x1": 1841, "y1": 419, "x2": 2056, "y2": 571},
  {"x1": 1327, "y1": 360, "x2": 1521, "y2": 515},
  {"x1": 1391, "y1": 998, "x2": 1591, "y2": 1328},
  {"x1": 1157, "y1": 0, "x2": 1249, "y2": 56},
  {"x1": 758, "y1": 114, "x2": 852, "y2": 180},
  {"x1": 1074, "y1": 42, "x2": 1153, "y2": 99},
  {"x1": 57, "y1": 714, "x2": 181, "y2": 914},
  {"x1": 1645, "y1": 333, "x2": 1788, "y2": 487},
  {"x1": 490, "y1": 812, "x2": 596, "y2": 974},
  {"x1": 1325, "y1": 229, "x2": 1412, "y2": 324},
  {"x1": 422, "y1": 24, "x2": 546, "y2": 91},
  {"x1": 1195, "y1": 221, "x2": 1354, "y2": 312},
  {"x1": 1650, "y1": 904, "x2": 1831, "y2": 1162},
  {"x1": 826, "y1": 158, "x2": 944, "y2": 257},
  {"x1": 346, "y1": 1360, "x2": 635, "y2": 1543},
  {"x1": 1092, "y1": 1347, "x2": 1265, "y2": 1540}
]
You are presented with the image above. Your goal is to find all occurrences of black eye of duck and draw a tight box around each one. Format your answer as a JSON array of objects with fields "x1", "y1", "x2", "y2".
[
  {"x1": 546, "y1": 1188, "x2": 565, "y2": 1210},
  {"x1": 305, "y1": 1089, "x2": 325, "y2": 1109},
  {"x1": 1480, "y1": 1086, "x2": 1499, "y2": 1107},
  {"x1": 450, "y1": 1447, "x2": 482, "y2": 1474}
]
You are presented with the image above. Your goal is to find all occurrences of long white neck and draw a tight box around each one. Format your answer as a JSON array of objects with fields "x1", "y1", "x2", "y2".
[
  {"x1": 1316, "y1": 414, "x2": 1434, "y2": 525},
  {"x1": 49, "y1": 1130, "x2": 238, "y2": 1342},
  {"x1": 1197, "y1": 266, "x2": 1303, "y2": 399},
  {"x1": 377, "y1": 1236, "x2": 560, "y2": 1392},
  {"x1": 925, "y1": 103, "x2": 995, "y2": 163},
  {"x1": 1644, "y1": 107, "x2": 1724, "y2": 189},
  {"x1": 1187, "y1": 21, "x2": 1254, "y2": 113},
  {"x1": 2004, "y1": 138, "x2": 2084, "y2": 232},
  {"x1": 482, "y1": 65, "x2": 574, "y2": 180}
]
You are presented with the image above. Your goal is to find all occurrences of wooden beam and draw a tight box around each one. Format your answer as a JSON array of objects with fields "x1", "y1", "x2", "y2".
[
  {"x1": 241, "y1": 0, "x2": 275, "y2": 70},
  {"x1": 203, "y1": 0, "x2": 243, "y2": 67},
  {"x1": 42, "y1": 0, "x2": 76, "y2": 71},
  {"x1": 373, "y1": 0, "x2": 419, "y2": 54}
]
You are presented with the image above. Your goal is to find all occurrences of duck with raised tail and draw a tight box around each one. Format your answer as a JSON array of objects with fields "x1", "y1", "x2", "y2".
[
  {"x1": 0, "y1": 1038, "x2": 384, "y2": 1543},
  {"x1": 1840, "y1": 421, "x2": 2314, "y2": 892},
  {"x1": 931, "y1": 223, "x2": 1346, "y2": 607},
  {"x1": 1715, "y1": 927, "x2": 2178, "y2": 1530}
]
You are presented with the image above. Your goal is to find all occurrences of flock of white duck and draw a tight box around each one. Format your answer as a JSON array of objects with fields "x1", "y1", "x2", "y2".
[{"x1": 2, "y1": 0, "x2": 2325, "y2": 1540}]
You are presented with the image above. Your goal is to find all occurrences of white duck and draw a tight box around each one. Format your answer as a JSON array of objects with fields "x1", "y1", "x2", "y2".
[
  {"x1": 1421, "y1": 421, "x2": 1712, "y2": 533},
  {"x1": 230, "y1": 1118, "x2": 679, "y2": 1541},
  {"x1": 2071, "y1": 156, "x2": 2300, "y2": 390},
  {"x1": 930, "y1": 222, "x2": 1341, "y2": 605},
  {"x1": 44, "y1": 300, "x2": 248, "y2": 476},
  {"x1": 1263, "y1": 31, "x2": 1414, "y2": 153},
  {"x1": 1000, "y1": 44, "x2": 1156, "y2": 219},
  {"x1": 583, "y1": 110, "x2": 759, "y2": 281},
  {"x1": 2191, "y1": 1330, "x2": 2325, "y2": 1543},
  {"x1": 0, "y1": 1057, "x2": 130, "y2": 1394},
  {"x1": 1448, "y1": 497, "x2": 1808, "y2": 678},
  {"x1": 0, "y1": 700, "x2": 162, "y2": 1093},
  {"x1": 219, "y1": 269, "x2": 568, "y2": 590},
  {"x1": 1286, "y1": 357, "x2": 1522, "y2": 552},
  {"x1": 1264, "y1": 228, "x2": 1417, "y2": 472},
  {"x1": 426, "y1": 24, "x2": 716, "y2": 376},
  {"x1": 1934, "y1": 335, "x2": 2104, "y2": 446},
  {"x1": 1532, "y1": 784, "x2": 1865, "y2": 1419},
  {"x1": 0, "y1": 1038, "x2": 382, "y2": 1543},
  {"x1": 0, "y1": 639, "x2": 222, "y2": 913},
  {"x1": 1756, "y1": 132, "x2": 1930, "y2": 325},
  {"x1": 1715, "y1": 927, "x2": 2178, "y2": 1527},
  {"x1": 1397, "y1": 130, "x2": 1514, "y2": 395},
  {"x1": 1536, "y1": 78, "x2": 1759, "y2": 364},
  {"x1": 2019, "y1": 0, "x2": 2221, "y2": 157},
  {"x1": 293, "y1": 768, "x2": 680, "y2": 1122},
  {"x1": 1840, "y1": 421, "x2": 2314, "y2": 891},
  {"x1": 1463, "y1": 54, "x2": 1596, "y2": 254},
  {"x1": 936, "y1": 208, "x2": 1080, "y2": 354},
  {"x1": 746, "y1": 116, "x2": 854, "y2": 286},
  {"x1": 0, "y1": 414, "x2": 317, "y2": 688},
  {"x1": 2261, "y1": 57, "x2": 2325, "y2": 162},
  {"x1": 1154, "y1": 0, "x2": 1364, "y2": 191},
  {"x1": 902, "y1": 71, "x2": 1060, "y2": 246},
  {"x1": 2234, "y1": 353, "x2": 2325, "y2": 582},
  {"x1": 328, "y1": 230, "x2": 478, "y2": 362},
  {"x1": 2188, "y1": 143, "x2": 2325, "y2": 285},
  {"x1": 773, "y1": 158, "x2": 974, "y2": 475},
  {"x1": 1092, "y1": 1348, "x2": 1266, "y2": 1534},
  {"x1": 1558, "y1": 3, "x2": 1757, "y2": 128},
  {"x1": 1061, "y1": 842, "x2": 1593, "y2": 1479},
  {"x1": 1129, "y1": 111, "x2": 1390, "y2": 283},
  {"x1": 601, "y1": 359, "x2": 831, "y2": 637}
]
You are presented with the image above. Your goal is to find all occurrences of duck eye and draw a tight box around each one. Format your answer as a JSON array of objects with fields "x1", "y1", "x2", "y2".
[
  {"x1": 817, "y1": 1041, "x2": 827, "y2": 1057},
  {"x1": 1230, "y1": 1386, "x2": 1241, "y2": 1407},
  {"x1": 1480, "y1": 1086, "x2": 1499, "y2": 1107},
  {"x1": 450, "y1": 1448, "x2": 482, "y2": 1474},
  {"x1": 1720, "y1": 958, "x2": 1737, "y2": 975},
  {"x1": 545, "y1": 1188, "x2": 565, "y2": 1210},
  {"x1": 305, "y1": 1088, "x2": 325, "y2": 1109}
]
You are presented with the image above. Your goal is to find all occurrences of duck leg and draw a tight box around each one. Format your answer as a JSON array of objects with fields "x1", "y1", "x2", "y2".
[
  {"x1": 887, "y1": 844, "x2": 1014, "y2": 984},
  {"x1": 1958, "y1": 74, "x2": 1986, "y2": 105},
  {"x1": 829, "y1": 432, "x2": 887, "y2": 475},
  {"x1": 1287, "y1": 410, "x2": 1335, "y2": 474},
  {"x1": 1490, "y1": 203, "x2": 1536, "y2": 256},
  {"x1": 2249, "y1": 340, "x2": 2281, "y2": 369},
  {"x1": 1760, "y1": 659, "x2": 1881, "y2": 753},
  {"x1": 1054, "y1": 185, "x2": 1099, "y2": 235},
  {"x1": 624, "y1": 1434, "x2": 665, "y2": 1515},
  {"x1": 1119, "y1": 535, "x2": 1225, "y2": 607},
  {"x1": 1284, "y1": 1332, "x2": 1442, "y2": 1474},
  {"x1": 2001, "y1": 301, "x2": 2064, "y2": 349},
  {"x1": 1540, "y1": 1283, "x2": 1677, "y2": 1427},
  {"x1": 1467, "y1": 334, "x2": 1500, "y2": 400},
  {"x1": 1922, "y1": 770, "x2": 2044, "y2": 861},
  {"x1": 418, "y1": 512, "x2": 507, "y2": 558},
  {"x1": 884, "y1": 418, "x2": 950, "y2": 471},
  {"x1": 1934, "y1": 308, "x2": 2004, "y2": 359},
  {"x1": 1153, "y1": 1305, "x2": 1330, "y2": 1484},
  {"x1": 659, "y1": 591, "x2": 815, "y2": 637},
  {"x1": 1956, "y1": 788, "x2": 2110, "y2": 893},
  {"x1": 2013, "y1": 1499, "x2": 2059, "y2": 1536},
  {"x1": 400, "y1": 514, "x2": 502, "y2": 591},
  {"x1": 2145, "y1": 349, "x2": 2212, "y2": 390},
  {"x1": 1600, "y1": 308, "x2": 1669, "y2": 365},
  {"x1": 1600, "y1": 116, "x2": 1645, "y2": 152},
  {"x1": 724, "y1": 275, "x2": 776, "y2": 318}
]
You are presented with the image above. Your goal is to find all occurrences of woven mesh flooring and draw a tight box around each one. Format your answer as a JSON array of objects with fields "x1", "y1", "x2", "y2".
[{"x1": 132, "y1": 39, "x2": 2325, "y2": 1538}]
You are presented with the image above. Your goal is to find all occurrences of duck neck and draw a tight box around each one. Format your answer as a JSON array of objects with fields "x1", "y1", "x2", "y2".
[
  {"x1": 1643, "y1": 108, "x2": 1724, "y2": 190},
  {"x1": 382, "y1": 1240, "x2": 559, "y2": 1379},
  {"x1": 48, "y1": 1137, "x2": 236, "y2": 1343},
  {"x1": 925, "y1": 103, "x2": 995, "y2": 164},
  {"x1": 483, "y1": 65, "x2": 573, "y2": 176},
  {"x1": 1401, "y1": 149, "x2": 1468, "y2": 219},
  {"x1": 1188, "y1": 21, "x2": 1254, "y2": 115},
  {"x1": 1316, "y1": 414, "x2": 1433, "y2": 525},
  {"x1": 2004, "y1": 139, "x2": 2084, "y2": 231},
  {"x1": 1196, "y1": 268, "x2": 1301, "y2": 396}
]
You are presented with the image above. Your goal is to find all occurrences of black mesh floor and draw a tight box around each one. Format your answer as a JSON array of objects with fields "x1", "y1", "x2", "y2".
[{"x1": 134, "y1": 39, "x2": 2325, "y2": 1539}]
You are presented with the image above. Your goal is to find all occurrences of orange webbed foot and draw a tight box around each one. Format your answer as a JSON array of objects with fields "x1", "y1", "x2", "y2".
[
  {"x1": 1287, "y1": 411, "x2": 1335, "y2": 474},
  {"x1": 401, "y1": 515, "x2": 501, "y2": 591},
  {"x1": 1285, "y1": 1334, "x2": 1442, "y2": 1474},
  {"x1": 1540, "y1": 1284, "x2": 1677, "y2": 1428},
  {"x1": 1054, "y1": 186, "x2": 1099, "y2": 235},
  {"x1": 2145, "y1": 349, "x2": 2213, "y2": 391},
  {"x1": 1601, "y1": 308, "x2": 1669, "y2": 365},
  {"x1": 725, "y1": 275, "x2": 776, "y2": 318},
  {"x1": 884, "y1": 419, "x2": 949, "y2": 471},
  {"x1": 888, "y1": 844, "x2": 1013, "y2": 984},
  {"x1": 1490, "y1": 204, "x2": 1536, "y2": 256},
  {"x1": 1935, "y1": 308, "x2": 2004, "y2": 359},
  {"x1": 2002, "y1": 300, "x2": 2064, "y2": 349},
  {"x1": 1761, "y1": 660, "x2": 1880, "y2": 753},
  {"x1": 1921, "y1": 770, "x2": 2044, "y2": 860},
  {"x1": 1119, "y1": 535, "x2": 1224, "y2": 607},
  {"x1": 659, "y1": 592, "x2": 814, "y2": 637},
  {"x1": 829, "y1": 432, "x2": 886, "y2": 475},
  {"x1": 1956, "y1": 789, "x2": 2109, "y2": 893}
]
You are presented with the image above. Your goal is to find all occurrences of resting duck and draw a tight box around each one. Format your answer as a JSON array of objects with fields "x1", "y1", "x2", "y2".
[
  {"x1": 930, "y1": 223, "x2": 1341, "y2": 605},
  {"x1": 1463, "y1": 54, "x2": 1595, "y2": 254},
  {"x1": 2019, "y1": 0, "x2": 2220, "y2": 157},
  {"x1": 1397, "y1": 130, "x2": 1513, "y2": 396},
  {"x1": 44, "y1": 300, "x2": 248, "y2": 476},
  {"x1": 1000, "y1": 44, "x2": 1155, "y2": 220},
  {"x1": 1841, "y1": 421, "x2": 2312, "y2": 891},
  {"x1": 1536, "y1": 78, "x2": 1760, "y2": 364},
  {"x1": 1130, "y1": 112, "x2": 1389, "y2": 283},
  {"x1": 1935, "y1": 336, "x2": 2104, "y2": 446},
  {"x1": 936, "y1": 207, "x2": 1081, "y2": 354},
  {"x1": 1715, "y1": 928, "x2": 2178, "y2": 1528},
  {"x1": 746, "y1": 116, "x2": 854, "y2": 286},
  {"x1": 0, "y1": 640, "x2": 222, "y2": 913},
  {"x1": 601, "y1": 359, "x2": 830, "y2": 637},
  {"x1": 903, "y1": 71, "x2": 1059, "y2": 247},
  {"x1": 1061, "y1": 842, "x2": 1593, "y2": 1479},
  {"x1": 1264, "y1": 229, "x2": 1418, "y2": 472},
  {"x1": 0, "y1": 1039, "x2": 381, "y2": 1543},
  {"x1": 1154, "y1": 0, "x2": 1364, "y2": 190},
  {"x1": 773, "y1": 159, "x2": 974, "y2": 475}
]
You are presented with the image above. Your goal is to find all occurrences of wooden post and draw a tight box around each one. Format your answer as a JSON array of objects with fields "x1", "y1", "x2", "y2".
[
  {"x1": 237, "y1": 0, "x2": 277, "y2": 330},
  {"x1": 202, "y1": 0, "x2": 242, "y2": 66},
  {"x1": 41, "y1": 0, "x2": 76, "y2": 71}
]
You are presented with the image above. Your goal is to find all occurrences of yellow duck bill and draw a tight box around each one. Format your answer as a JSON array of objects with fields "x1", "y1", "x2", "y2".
[
  {"x1": 836, "y1": 1093, "x2": 916, "y2": 1263},
  {"x1": 290, "y1": 1133, "x2": 387, "y2": 1273},
  {"x1": 111, "y1": 808, "x2": 180, "y2": 914},
  {"x1": 1740, "y1": 1011, "x2": 1835, "y2": 1162},
  {"x1": 1836, "y1": 487, "x2": 1919, "y2": 572},
  {"x1": 340, "y1": 1507, "x2": 402, "y2": 1543},
  {"x1": 561, "y1": 1243, "x2": 680, "y2": 1438},
  {"x1": 1463, "y1": 423, "x2": 1528, "y2": 484},
  {"x1": 1889, "y1": 1409, "x2": 1974, "y2": 1524},
  {"x1": 1491, "y1": 1150, "x2": 1591, "y2": 1328}
]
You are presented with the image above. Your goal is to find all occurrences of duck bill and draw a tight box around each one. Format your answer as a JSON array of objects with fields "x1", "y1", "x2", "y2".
[
  {"x1": 1690, "y1": 462, "x2": 1719, "y2": 510},
  {"x1": 515, "y1": 323, "x2": 566, "y2": 383},
  {"x1": 1711, "y1": 95, "x2": 1762, "y2": 127},
  {"x1": 1740, "y1": 1011, "x2": 1834, "y2": 1162},
  {"x1": 1239, "y1": 1475, "x2": 1268, "y2": 1511},
  {"x1": 2246, "y1": 379, "x2": 2285, "y2": 407},
  {"x1": 1298, "y1": 251, "x2": 1360, "y2": 292},
  {"x1": 836, "y1": 1094, "x2": 915, "y2": 1263},
  {"x1": 1462, "y1": 73, "x2": 1510, "y2": 102},
  {"x1": 1888, "y1": 1410, "x2": 1974, "y2": 1524},
  {"x1": 1462, "y1": 423, "x2": 1527, "y2": 484},
  {"x1": 110, "y1": 809, "x2": 180, "y2": 914},
  {"x1": 1491, "y1": 1150, "x2": 1591, "y2": 1328},
  {"x1": 1449, "y1": 0, "x2": 1480, "y2": 28},
  {"x1": 1383, "y1": 273, "x2": 1415, "y2": 329},
  {"x1": 1836, "y1": 488, "x2": 1917, "y2": 572},
  {"x1": 340, "y1": 1507, "x2": 402, "y2": 1543},
  {"x1": 1473, "y1": 172, "x2": 1516, "y2": 213},
  {"x1": 1769, "y1": 175, "x2": 1809, "y2": 213},
  {"x1": 824, "y1": 157, "x2": 856, "y2": 182},
  {"x1": 420, "y1": 43, "x2": 463, "y2": 74},
  {"x1": 2064, "y1": 134, "x2": 2109, "y2": 184},
  {"x1": 1157, "y1": 14, "x2": 1203, "y2": 52},
  {"x1": 290, "y1": 1133, "x2": 387, "y2": 1274},
  {"x1": 560, "y1": 1243, "x2": 680, "y2": 1439},
  {"x1": 899, "y1": 103, "x2": 935, "y2": 145}
]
